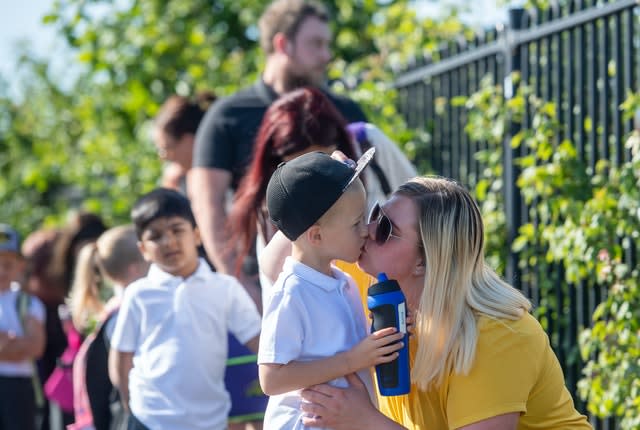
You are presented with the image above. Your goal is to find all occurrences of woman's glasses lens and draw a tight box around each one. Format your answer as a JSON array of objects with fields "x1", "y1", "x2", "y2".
[{"x1": 369, "y1": 203, "x2": 392, "y2": 245}]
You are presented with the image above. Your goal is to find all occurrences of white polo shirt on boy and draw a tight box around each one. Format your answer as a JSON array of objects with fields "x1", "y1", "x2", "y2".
[
  {"x1": 111, "y1": 259, "x2": 261, "y2": 430},
  {"x1": 258, "y1": 257, "x2": 375, "y2": 430},
  {"x1": 0, "y1": 283, "x2": 45, "y2": 377}
]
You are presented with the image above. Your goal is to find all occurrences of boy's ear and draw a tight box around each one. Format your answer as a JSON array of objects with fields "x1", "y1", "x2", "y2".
[
  {"x1": 304, "y1": 224, "x2": 323, "y2": 245},
  {"x1": 137, "y1": 241, "x2": 153, "y2": 263},
  {"x1": 273, "y1": 32, "x2": 291, "y2": 55},
  {"x1": 193, "y1": 226, "x2": 202, "y2": 247}
]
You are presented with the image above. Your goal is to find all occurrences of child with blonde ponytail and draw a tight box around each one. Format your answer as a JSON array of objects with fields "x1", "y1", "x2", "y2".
[{"x1": 67, "y1": 225, "x2": 148, "y2": 430}]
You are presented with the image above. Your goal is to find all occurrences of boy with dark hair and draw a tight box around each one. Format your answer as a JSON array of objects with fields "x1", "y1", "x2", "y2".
[
  {"x1": 109, "y1": 188, "x2": 262, "y2": 430},
  {"x1": 0, "y1": 224, "x2": 46, "y2": 430},
  {"x1": 258, "y1": 151, "x2": 403, "y2": 429}
]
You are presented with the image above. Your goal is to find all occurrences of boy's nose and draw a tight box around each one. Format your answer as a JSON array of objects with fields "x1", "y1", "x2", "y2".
[
  {"x1": 365, "y1": 221, "x2": 376, "y2": 240},
  {"x1": 160, "y1": 232, "x2": 178, "y2": 247},
  {"x1": 359, "y1": 221, "x2": 369, "y2": 238}
]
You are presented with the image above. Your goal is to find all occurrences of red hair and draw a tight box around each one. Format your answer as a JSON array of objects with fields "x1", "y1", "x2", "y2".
[{"x1": 230, "y1": 87, "x2": 357, "y2": 274}]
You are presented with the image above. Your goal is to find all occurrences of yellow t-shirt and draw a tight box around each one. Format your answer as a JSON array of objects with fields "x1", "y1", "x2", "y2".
[
  {"x1": 377, "y1": 313, "x2": 592, "y2": 430},
  {"x1": 334, "y1": 261, "x2": 375, "y2": 308},
  {"x1": 335, "y1": 262, "x2": 590, "y2": 429}
]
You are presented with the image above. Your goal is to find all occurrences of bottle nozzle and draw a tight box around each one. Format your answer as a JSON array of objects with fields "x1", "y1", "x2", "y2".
[{"x1": 377, "y1": 272, "x2": 389, "y2": 282}]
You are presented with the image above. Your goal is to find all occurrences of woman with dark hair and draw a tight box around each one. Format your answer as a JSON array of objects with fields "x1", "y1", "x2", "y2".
[
  {"x1": 153, "y1": 92, "x2": 216, "y2": 192},
  {"x1": 21, "y1": 229, "x2": 66, "y2": 430},
  {"x1": 230, "y1": 86, "x2": 358, "y2": 283},
  {"x1": 49, "y1": 213, "x2": 108, "y2": 295}
]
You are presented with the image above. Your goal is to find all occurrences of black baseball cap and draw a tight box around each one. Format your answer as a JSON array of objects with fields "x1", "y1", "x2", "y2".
[{"x1": 267, "y1": 148, "x2": 375, "y2": 241}]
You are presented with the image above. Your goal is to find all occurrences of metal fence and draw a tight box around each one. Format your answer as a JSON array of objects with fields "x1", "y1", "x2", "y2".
[{"x1": 394, "y1": 1, "x2": 639, "y2": 428}]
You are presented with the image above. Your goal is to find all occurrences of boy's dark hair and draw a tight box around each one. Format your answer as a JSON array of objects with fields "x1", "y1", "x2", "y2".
[{"x1": 131, "y1": 188, "x2": 196, "y2": 239}]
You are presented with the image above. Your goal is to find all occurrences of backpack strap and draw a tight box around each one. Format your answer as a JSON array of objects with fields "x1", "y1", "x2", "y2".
[
  {"x1": 16, "y1": 291, "x2": 45, "y2": 409},
  {"x1": 348, "y1": 122, "x2": 392, "y2": 196}
]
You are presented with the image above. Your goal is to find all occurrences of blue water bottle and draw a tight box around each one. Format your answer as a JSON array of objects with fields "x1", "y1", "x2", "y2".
[{"x1": 367, "y1": 273, "x2": 410, "y2": 396}]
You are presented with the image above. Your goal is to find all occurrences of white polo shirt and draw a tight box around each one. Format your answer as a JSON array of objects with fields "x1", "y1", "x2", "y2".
[
  {"x1": 0, "y1": 283, "x2": 45, "y2": 377},
  {"x1": 258, "y1": 257, "x2": 375, "y2": 430},
  {"x1": 111, "y1": 259, "x2": 261, "y2": 430}
]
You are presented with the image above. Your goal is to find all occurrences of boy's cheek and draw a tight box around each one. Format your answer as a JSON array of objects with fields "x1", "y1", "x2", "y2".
[{"x1": 0, "y1": 255, "x2": 25, "y2": 285}]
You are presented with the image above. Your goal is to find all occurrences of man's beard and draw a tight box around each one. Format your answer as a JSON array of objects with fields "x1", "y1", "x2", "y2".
[{"x1": 281, "y1": 63, "x2": 326, "y2": 92}]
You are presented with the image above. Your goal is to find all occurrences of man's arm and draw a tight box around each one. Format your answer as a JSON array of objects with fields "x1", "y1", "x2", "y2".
[
  {"x1": 0, "y1": 316, "x2": 45, "y2": 362},
  {"x1": 259, "y1": 327, "x2": 402, "y2": 396},
  {"x1": 188, "y1": 166, "x2": 234, "y2": 274},
  {"x1": 109, "y1": 349, "x2": 134, "y2": 412},
  {"x1": 188, "y1": 167, "x2": 262, "y2": 308}
]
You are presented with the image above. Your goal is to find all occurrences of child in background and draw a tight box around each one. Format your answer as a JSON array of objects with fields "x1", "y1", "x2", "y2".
[
  {"x1": 0, "y1": 224, "x2": 46, "y2": 430},
  {"x1": 109, "y1": 188, "x2": 262, "y2": 430},
  {"x1": 258, "y1": 151, "x2": 404, "y2": 429},
  {"x1": 68, "y1": 225, "x2": 149, "y2": 430}
]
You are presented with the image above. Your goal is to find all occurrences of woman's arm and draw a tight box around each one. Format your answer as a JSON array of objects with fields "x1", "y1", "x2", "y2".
[
  {"x1": 258, "y1": 231, "x2": 291, "y2": 284},
  {"x1": 301, "y1": 373, "x2": 406, "y2": 430},
  {"x1": 259, "y1": 327, "x2": 403, "y2": 396},
  {"x1": 300, "y1": 374, "x2": 519, "y2": 430}
]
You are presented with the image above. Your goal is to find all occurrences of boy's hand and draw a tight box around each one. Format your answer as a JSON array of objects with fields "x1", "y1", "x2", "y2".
[{"x1": 344, "y1": 327, "x2": 404, "y2": 373}]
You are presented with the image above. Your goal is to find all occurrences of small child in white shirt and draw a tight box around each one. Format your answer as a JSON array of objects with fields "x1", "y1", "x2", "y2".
[
  {"x1": 258, "y1": 151, "x2": 404, "y2": 429},
  {"x1": 109, "y1": 188, "x2": 262, "y2": 430},
  {"x1": 0, "y1": 224, "x2": 45, "y2": 430}
]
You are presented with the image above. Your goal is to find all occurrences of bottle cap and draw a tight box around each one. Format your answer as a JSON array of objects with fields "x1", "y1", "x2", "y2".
[{"x1": 377, "y1": 272, "x2": 389, "y2": 282}]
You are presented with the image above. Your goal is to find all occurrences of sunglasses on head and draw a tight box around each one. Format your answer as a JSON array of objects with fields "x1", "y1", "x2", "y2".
[{"x1": 368, "y1": 202, "x2": 403, "y2": 245}]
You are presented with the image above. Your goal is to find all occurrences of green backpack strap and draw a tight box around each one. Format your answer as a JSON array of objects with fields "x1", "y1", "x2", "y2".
[{"x1": 16, "y1": 291, "x2": 45, "y2": 409}]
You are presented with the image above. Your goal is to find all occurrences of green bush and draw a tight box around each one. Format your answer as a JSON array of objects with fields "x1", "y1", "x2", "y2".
[{"x1": 457, "y1": 78, "x2": 640, "y2": 428}]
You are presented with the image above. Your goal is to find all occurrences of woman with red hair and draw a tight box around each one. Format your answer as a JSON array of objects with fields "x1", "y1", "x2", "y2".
[
  {"x1": 232, "y1": 86, "x2": 418, "y2": 307},
  {"x1": 230, "y1": 86, "x2": 358, "y2": 277}
]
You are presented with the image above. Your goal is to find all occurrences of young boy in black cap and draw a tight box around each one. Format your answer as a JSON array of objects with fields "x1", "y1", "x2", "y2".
[
  {"x1": 258, "y1": 150, "x2": 404, "y2": 429},
  {"x1": 0, "y1": 224, "x2": 45, "y2": 430}
]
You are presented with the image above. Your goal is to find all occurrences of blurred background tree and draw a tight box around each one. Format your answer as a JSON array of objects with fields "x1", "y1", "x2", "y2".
[{"x1": 1, "y1": 0, "x2": 467, "y2": 233}]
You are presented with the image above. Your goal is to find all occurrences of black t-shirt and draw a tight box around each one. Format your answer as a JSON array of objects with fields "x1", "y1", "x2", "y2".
[{"x1": 193, "y1": 80, "x2": 368, "y2": 189}]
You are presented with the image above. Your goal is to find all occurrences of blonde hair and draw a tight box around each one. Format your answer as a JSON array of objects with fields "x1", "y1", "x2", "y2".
[
  {"x1": 68, "y1": 225, "x2": 144, "y2": 332},
  {"x1": 397, "y1": 177, "x2": 532, "y2": 390}
]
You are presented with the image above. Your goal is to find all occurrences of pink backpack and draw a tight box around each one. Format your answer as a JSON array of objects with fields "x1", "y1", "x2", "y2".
[
  {"x1": 44, "y1": 322, "x2": 82, "y2": 413},
  {"x1": 68, "y1": 300, "x2": 122, "y2": 430}
]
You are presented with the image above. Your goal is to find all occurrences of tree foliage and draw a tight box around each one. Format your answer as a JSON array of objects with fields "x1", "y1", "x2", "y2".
[
  {"x1": 2, "y1": 0, "x2": 464, "y2": 234},
  {"x1": 456, "y1": 79, "x2": 640, "y2": 428}
]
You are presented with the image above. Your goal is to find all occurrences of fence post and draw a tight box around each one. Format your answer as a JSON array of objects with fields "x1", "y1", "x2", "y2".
[{"x1": 502, "y1": 7, "x2": 526, "y2": 287}]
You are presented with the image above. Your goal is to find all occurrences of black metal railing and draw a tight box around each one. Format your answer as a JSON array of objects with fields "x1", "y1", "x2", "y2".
[{"x1": 394, "y1": 1, "x2": 639, "y2": 428}]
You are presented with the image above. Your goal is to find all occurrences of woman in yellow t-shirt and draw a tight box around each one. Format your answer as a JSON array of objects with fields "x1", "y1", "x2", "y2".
[{"x1": 299, "y1": 176, "x2": 592, "y2": 430}]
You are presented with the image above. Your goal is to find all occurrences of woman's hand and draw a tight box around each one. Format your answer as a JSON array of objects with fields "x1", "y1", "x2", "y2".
[
  {"x1": 300, "y1": 373, "x2": 404, "y2": 430},
  {"x1": 331, "y1": 150, "x2": 356, "y2": 168}
]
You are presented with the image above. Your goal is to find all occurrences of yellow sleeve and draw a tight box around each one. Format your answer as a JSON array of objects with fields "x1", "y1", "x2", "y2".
[{"x1": 446, "y1": 314, "x2": 545, "y2": 429}]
